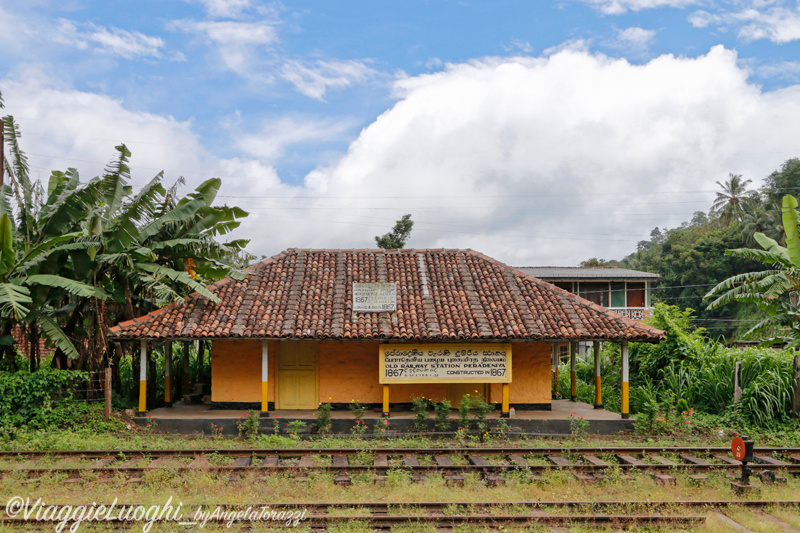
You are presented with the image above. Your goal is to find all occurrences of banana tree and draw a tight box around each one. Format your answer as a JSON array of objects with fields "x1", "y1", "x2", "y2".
[
  {"x1": 2, "y1": 103, "x2": 249, "y2": 370},
  {"x1": 705, "y1": 195, "x2": 800, "y2": 345}
]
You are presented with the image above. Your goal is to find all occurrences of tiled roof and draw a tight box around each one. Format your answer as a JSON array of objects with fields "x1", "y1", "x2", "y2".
[
  {"x1": 517, "y1": 266, "x2": 660, "y2": 280},
  {"x1": 109, "y1": 249, "x2": 664, "y2": 342}
]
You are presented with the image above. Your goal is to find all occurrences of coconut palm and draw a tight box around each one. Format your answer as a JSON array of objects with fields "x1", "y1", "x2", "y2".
[{"x1": 712, "y1": 173, "x2": 752, "y2": 223}]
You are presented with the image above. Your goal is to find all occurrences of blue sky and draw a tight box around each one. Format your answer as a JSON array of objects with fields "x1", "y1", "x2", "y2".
[{"x1": 2, "y1": 0, "x2": 800, "y2": 265}]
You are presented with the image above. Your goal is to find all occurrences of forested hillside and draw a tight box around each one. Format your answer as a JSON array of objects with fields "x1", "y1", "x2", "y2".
[{"x1": 584, "y1": 158, "x2": 800, "y2": 340}]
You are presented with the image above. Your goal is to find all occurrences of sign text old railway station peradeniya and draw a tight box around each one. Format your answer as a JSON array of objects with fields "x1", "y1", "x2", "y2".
[{"x1": 379, "y1": 344, "x2": 512, "y2": 384}]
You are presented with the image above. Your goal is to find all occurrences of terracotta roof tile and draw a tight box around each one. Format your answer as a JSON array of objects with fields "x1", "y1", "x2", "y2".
[{"x1": 108, "y1": 248, "x2": 665, "y2": 342}]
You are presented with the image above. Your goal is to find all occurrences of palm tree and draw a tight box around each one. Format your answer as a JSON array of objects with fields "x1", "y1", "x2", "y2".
[
  {"x1": 712, "y1": 173, "x2": 752, "y2": 223},
  {"x1": 742, "y1": 200, "x2": 783, "y2": 246}
]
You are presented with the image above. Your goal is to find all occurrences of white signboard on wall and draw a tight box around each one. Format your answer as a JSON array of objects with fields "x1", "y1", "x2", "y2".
[
  {"x1": 379, "y1": 344, "x2": 512, "y2": 383},
  {"x1": 353, "y1": 282, "x2": 397, "y2": 312}
]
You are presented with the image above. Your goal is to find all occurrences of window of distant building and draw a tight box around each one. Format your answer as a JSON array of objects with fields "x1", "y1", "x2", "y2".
[{"x1": 579, "y1": 282, "x2": 609, "y2": 307}]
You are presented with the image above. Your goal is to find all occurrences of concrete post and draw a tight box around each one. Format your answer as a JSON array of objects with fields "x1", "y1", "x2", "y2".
[
  {"x1": 261, "y1": 340, "x2": 269, "y2": 416},
  {"x1": 137, "y1": 340, "x2": 147, "y2": 414},
  {"x1": 593, "y1": 340, "x2": 602, "y2": 409},
  {"x1": 621, "y1": 340, "x2": 629, "y2": 419},
  {"x1": 570, "y1": 341, "x2": 577, "y2": 401}
]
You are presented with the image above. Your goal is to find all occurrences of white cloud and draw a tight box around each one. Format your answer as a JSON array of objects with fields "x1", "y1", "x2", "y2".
[
  {"x1": 0, "y1": 68, "x2": 289, "y2": 250},
  {"x1": 617, "y1": 26, "x2": 656, "y2": 45},
  {"x1": 690, "y1": 4, "x2": 800, "y2": 43},
  {"x1": 542, "y1": 38, "x2": 592, "y2": 56},
  {"x1": 173, "y1": 20, "x2": 279, "y2": 46},
  {"x1": 297, "y1": 46, "x2": 800, "y2": 265},
  {"x1": 170, "y1": 19, "x2": 280, "y2": 76},
  {"x1": 757, "y1": 60, "x2": 800, "y2": 82},
  {"x1": 6, "y1": 47, "x2": 800, "y2": 266},
  {"x1": 55, "y1": 20, "x2": 166, "y2": 59},
  {"x1": 580, "y1": 0, "x2": 700, "y2": 15},
  {"x1": 236, "y1": 117, "x2": 357, "y2": 160},
  {"x1": 504, "y1": 39, "x2": 534, "y2": 54},
  {"x1": 280, "y1": 59, "x2": 374, "y2": 100},
  {"x1": 187, "y1": 0, "x2": 254, "y2": 19}
]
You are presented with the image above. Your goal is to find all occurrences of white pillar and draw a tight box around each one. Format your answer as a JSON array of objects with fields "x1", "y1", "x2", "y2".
[
  {"x1": 138, "y1": 340, "x2": 147, "y2": 413},
  {"x1": 593, "y1": 341, "x2": 602, "y2": 409},
  {"x1": 569, "y1": 341, "x2": 577, "y2": 401},
  {"x1": 621, "y1": 340, "x2": 629, "y2": 419},
  {"x1": 261, "y1": 340, "x2": 269, "y2": 414}
]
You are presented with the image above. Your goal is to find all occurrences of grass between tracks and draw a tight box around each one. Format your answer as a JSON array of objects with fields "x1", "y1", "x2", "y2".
[{"x1": 1, "y1": 433, "x2": 800, "y2": 531}]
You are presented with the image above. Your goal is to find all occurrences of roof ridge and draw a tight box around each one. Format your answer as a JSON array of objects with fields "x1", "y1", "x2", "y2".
[
  {"x1": 417, "y1": 252, "x2": 440, "y2": 336},
  {"x1": 504, "y1": 268, "x2": 542, "y2": 337},
  {"x1": 282, "y1": 250, "x2": 305, "y2": 337},
  {"x1": 331, "y1": 251, "x2": 345, "y2": 337},
  {"x1": 456, "y1": 252, "x2": 492, "y2": 337},
  {"x1": 376, "y1": 250, "x2": 392, "y2": 336}
]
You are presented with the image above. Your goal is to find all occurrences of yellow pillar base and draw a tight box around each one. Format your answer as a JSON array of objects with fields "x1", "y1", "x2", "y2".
[
  {"x1": 138, "y1": 381, "x2": 147, "y2": 414},
  {"x1": 621, "y1": 381, "x2": 629, "y2": 419},
  {"x1": 501, "y1": 383, "x2": 510, "y2": 417},
  {"x1": 382, "y1": 385, "x2": 390, "y2": 417},
  {"x1": 261, "y1": 381, "x2": 269, "y2": 415},
  {"x1": 594, "y1": 376, "x2": 602, "y2": 409},
  {"x1": 570, "y1": 371, "x2": 577, "y2": 401},
  {"x1": 164, "y1": 375, "x2": 172, "y2": 406}
]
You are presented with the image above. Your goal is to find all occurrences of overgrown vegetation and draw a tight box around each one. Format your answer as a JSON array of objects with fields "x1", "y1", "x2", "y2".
[
  {"x1": 559, "y1": 304, "x2": 798, "y2": 431},
  {"x1": 0, "y1": 90, "x2": 250, "y2": 374}
]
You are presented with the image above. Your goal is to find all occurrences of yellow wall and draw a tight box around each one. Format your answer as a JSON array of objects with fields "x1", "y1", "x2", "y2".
[
  {"x1": 211, "y1": 339, "x2": 551, "y2": 406},
  {"x1": 490, "y1": 342, "x2": 551, "y2": 404},
  {"x1": 211, "y1": 340, "x2": 275, "y2": 402},
  {"x1": 319, "y1": 341, "x2": 449, "y2": 403}
]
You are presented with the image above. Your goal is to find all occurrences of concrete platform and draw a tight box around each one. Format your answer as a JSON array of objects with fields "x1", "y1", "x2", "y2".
[{"x1": 137, "y1": 400, "x2": 634, "y2": 435}]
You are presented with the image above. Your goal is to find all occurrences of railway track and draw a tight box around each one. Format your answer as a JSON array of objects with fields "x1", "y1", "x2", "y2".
[
  {"x1": 0, "y1": 446, "x2": 798, "y2": 485},
  {"x1": 2, "y1": 500, "x2": 799, "y2": 530}
]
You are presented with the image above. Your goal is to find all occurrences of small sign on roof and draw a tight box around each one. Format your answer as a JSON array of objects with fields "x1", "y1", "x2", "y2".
[{"x1": 353, "y1": 282, "x2": 397, "y2": 312}]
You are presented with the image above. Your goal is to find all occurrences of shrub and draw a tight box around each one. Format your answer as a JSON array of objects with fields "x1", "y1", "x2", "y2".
[
  {"x1": 568, "y1": 412, "x2": 588, "y2": 436},
  {"x1": 411, "y1": 397, "x2": 429, "y2": 432},
  {"x1": 458, "y1": 395, "x2": 472, "y2": 429},
  {"x1": 313, "y1": 403, "x2": 332, "y2": 434},
  {"x1": 236, "y1": 410, "x2": 260, "y2": 439},
  {"x1": 433, "y1": 400, "x2": 451, "y2": 432},
  {"x1": 470, "y1": 395, "x2": 494, "y2": 433},
  {"x1": 286, "y1": 420, "x2": 306, "y2": 440}
]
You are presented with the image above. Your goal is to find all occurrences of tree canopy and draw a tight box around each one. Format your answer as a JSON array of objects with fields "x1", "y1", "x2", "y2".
[{"x1": 375, "y1": 214, "x2": 414, "y2": 249}]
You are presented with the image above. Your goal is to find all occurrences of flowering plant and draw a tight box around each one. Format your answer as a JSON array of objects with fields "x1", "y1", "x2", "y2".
[
  {"x1": 373, "y1": 417, "x2": 390, "y2": 435},
  {"x1": 351, "y1": 419, "x2": 368, "y2": 436},
  {"x1": 568, "y1": 411, "x2": 588, "y2": 436},
  {"x1": 209, "y1": 422, "x2": 224, "y2": 438},
  {"x1": 236, "y1": 409, "x2": 260, "y2": 439}
]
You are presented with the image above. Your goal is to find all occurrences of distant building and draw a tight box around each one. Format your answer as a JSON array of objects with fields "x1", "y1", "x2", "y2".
[
  {"x1": 516, "y1": 267, "x2": 659, "y2": 321},
  {"x1": 517, "y1": 266, "x2": 660, "y2": 364}
]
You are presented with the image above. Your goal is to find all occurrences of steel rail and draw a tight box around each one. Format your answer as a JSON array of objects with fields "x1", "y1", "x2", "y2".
[
  {"x1": 1, "y1": 445, "x2": 799, "y2": 457},
  {"x1": 0, "y1": 514, "x2": 707, "y2": 529},
  {"x1": 2, "y1": 463, "x2": 799, "y2": 477},
  {"x1": 4, "y1": 499, "x2": 799, "y2": 511}
]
